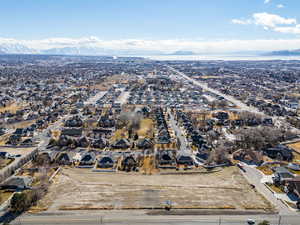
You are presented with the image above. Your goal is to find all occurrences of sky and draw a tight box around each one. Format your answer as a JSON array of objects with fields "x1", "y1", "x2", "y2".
[{"x1": 1, "y1": 0, "x2": 300, "y2": 53}]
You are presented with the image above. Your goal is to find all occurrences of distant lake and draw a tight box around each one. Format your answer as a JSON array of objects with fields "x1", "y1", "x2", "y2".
[{"x1": 139, "y1": 54, "x2": 300, "y2": 61}]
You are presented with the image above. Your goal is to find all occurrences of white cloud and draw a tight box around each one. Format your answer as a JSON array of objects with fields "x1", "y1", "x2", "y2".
[
  {"x1": 232, "y1": 12, "x2": 300, "y2": 35},
  {"x1": 277, "y1": 4, "x2": 284, "y2": 8},
  {"x1": 253, "y1": 12, "x2": 296, "y2": 28},
  {"x1": 1, "y1": 37, "x2": 300, "y2": 53},
  {"x1": 264, "y1": 0, "x2": 271, "y2": 4},
  {"x1": 273, "y1": 26, "x2": 300, "y2": 34},
  {"x1": 231, "y1": 19, "x2": 252, "y2": 25}
]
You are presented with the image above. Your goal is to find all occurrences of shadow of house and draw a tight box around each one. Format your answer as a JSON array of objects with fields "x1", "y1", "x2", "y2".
[{"x1": 0, "y1": 176, "x2": 32, "y2": 192}]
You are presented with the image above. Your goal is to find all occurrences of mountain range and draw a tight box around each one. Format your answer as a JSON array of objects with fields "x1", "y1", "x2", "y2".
[
  {"x1": 266, "y1": 49, "x2": 300, "y2": 56},
  {"x1": 1, "y1": 43, "x2": 300, "y2": 57}
]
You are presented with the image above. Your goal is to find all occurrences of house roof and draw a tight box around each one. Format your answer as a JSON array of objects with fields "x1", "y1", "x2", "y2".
[{"x1": 0, "y1": 176, "x2": 32, "y2": 189}]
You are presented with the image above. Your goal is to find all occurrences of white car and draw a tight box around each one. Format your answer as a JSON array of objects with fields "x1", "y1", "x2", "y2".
[{"x1": 247, "y1": 219, "x2": 256, "y2": 225}]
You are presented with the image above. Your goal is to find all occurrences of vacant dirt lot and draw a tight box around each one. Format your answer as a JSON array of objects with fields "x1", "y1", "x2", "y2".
[{"x1": 38, "y1": 167, "x2": 273, "y2": 212}]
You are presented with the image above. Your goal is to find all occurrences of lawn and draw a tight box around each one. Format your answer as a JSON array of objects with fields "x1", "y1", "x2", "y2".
[
  {"x1": 256, "y1": 166, "x2": 274, "y2": 175},
  {"x1": 0, "y1": 158, "x2": 14, "y2": 169},
  {"x1": 0, "y1": 190, "x2": 13, "y2": 205},
  {"x1": 266, "y1": 183, "x2": 284, "y2": 193}
]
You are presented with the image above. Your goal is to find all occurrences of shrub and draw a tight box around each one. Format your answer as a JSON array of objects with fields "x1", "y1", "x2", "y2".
[{"x1": 258, "y1": 220, "x2": 270, "y2": 225}]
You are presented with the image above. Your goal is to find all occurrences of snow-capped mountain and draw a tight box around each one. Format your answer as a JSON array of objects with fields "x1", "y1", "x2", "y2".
[{"x1": 0, "y1": 43, "x2": 36, "y2": 54}]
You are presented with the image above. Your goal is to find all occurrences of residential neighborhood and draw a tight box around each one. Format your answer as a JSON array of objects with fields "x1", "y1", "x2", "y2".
[{"x1": 0, "y1": 55, "x2": 300, "y2": 225}]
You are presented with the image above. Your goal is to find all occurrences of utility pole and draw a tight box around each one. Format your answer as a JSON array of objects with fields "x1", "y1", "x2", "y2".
[
  {"x1": 218, "y1": 217, "x2": 221, "y2": 225},
  {"x1": 278, "y1": 215, "x2": 281, "y2": 225}
]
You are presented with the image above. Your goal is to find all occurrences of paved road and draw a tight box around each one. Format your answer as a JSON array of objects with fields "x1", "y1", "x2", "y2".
[
  {"x1": 167, "y1": 109, "x2": 189, "y2": 155},
  {"x1": 241, "y1": 164, "x2": 295, "y2": 215},
  {"x1": 9, "y1": 210, "x2": 300, "y2": 225}
]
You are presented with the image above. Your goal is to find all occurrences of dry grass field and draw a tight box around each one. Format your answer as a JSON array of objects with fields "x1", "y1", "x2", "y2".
[
  {"x1": 0, "y1": 103, "x2": 22, "y2": 114},
  {"x1": 137, "y1": 118, "x2": 154, "y2": 138},
  {"x1": 37, "y1": 167, "x2": 273, "y2": 212}
]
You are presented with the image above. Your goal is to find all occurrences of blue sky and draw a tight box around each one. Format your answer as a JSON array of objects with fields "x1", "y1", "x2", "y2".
[{"x1": 1, "y1": 0, "x2": 300, "y2": 53}]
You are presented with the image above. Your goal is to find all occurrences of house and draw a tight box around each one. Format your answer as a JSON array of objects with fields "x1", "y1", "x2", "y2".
[
  {"x1": 61, "y1": 128, "x2": 83, "y2": 137},
  {"x1": 176, "y1": 155, "x2": 194, "y2": 166},
  {"x1": 79, "y1": 152, "x2": 96, "y2": 166},
  {"x1": 0, "y1": 128, "x2": 6, "y2": 136},
  {"x1": 93, "y1": 128, "x2": 113, "y2": 136},
  {"x1": 213, "y1": 111, "x2": 229, "y2": 120},
  {"x1": 136, "y1": 138, "x2": 153, "y2": 149},
  {"x1": 78, "y1": 136, "x2": 89, "y2": 148},
  {"x1": 273, "y1": 167, "x2": 294, "y2": 185},
  {"x1": 6, "y1": 134, "x2": 21, "y2": 145},
  {"x1": 286, "y1": 176, "x2": 300, "y2": 199},
  {"x1": 64, "y1": 116, "x2": 83, "y2": 127},
  {"x1": 98, "y1": 116, "x2": 115, "y2": 128},
  {"x1": 54, "y1": 152, "x2": 73, "y2": 165},
  {"x1": 21, "y1": 138, "x2": 34, "y2": 146},
  {"x1": 0, "y1": 151, "x2": 11, "y2": 159},
  {"x1": 121, "y1": 155, "x2": 137, "y2": 172},
  {"x1": 0, "y1": 176, "x2": 32, "y2": 191},
  {"x1": 112, "y1": 138, "x2": 130, "y2": 149},
  {"x1": 264, "y1": 145, "x2": 293, "y2": 161},
  {"x1": 97, "y1": 156, "x2": 114, "y2": 169},
  {"x1": 157, "y1": 150, "x2": 176, "y2": 168},
  {"x1": 91, "y1": 137, "x2": 107, "y2": 149}
]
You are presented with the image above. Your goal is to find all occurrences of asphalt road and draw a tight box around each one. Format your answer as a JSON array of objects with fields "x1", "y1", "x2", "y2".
[
  {"x1": 167, "y1": 109, "x2": 189, "y2": 155},
  {"x1": 241, "y1": 164, "x2": 294, "y2": 215},
  {"x1": 9, "y1": 210, "x2": 300, "y2": 225}
]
